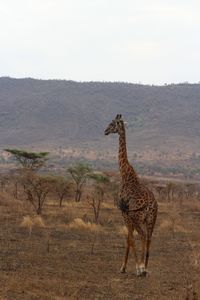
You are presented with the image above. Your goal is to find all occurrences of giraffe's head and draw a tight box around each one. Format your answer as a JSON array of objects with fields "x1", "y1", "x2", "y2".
[{"x1": 104, "y1": 114, "x2": 124, "y2": 136}]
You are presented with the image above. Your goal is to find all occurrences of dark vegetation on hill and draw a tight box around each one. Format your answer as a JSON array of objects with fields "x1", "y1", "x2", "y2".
[
  {"x1": 1, "y1": 77, "x2": 200, "y2": 145},
  {"x1": 1, "y1": 77, "x2": 200, "y2": 177}
]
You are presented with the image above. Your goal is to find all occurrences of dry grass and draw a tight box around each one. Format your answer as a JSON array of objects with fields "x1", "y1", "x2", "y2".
[
  {"x1": 159, "y1": 217, "x2": 191, "y2": 235},
  {"x1": 0, "y1": 190, "x2": 200, "y2": 299},
  {"x1": 175, "y1": 224, "x2": 191, "y2": 233},
  {"x1": 20, "y1": 215, "x2": 45, "y2": 236},
  {"x1": 189, "y1": 241, "x2": 200, "y2": 269},
  {"x1": 118, "y1": 225, "x2": 139, "y2": 237},
  {"x1": 182, "y1": 200, "x2": 200, "y2": 212},
  {"x1": 20, "y1": 215, "x2": 45, "y2": 228},
  {"x1": 20, "y1": 215, "x2": 33, "y2": 228},
  {"x1": 33, "y1": 215, "x2": 45, "y2": 227},
  {"x1": 118, "y1": 225, "x2": 128, "y2": 236},
  {"x1": 0, "y1": 192, "x2": 11, "y2": 206},
  {"x1": 101, "y1": 202, "x2": 115, "y2": 209},
  {"x1": 65, "y1": 201, "x2": 85, "y2": 209},
  {"x1": 0, "y1": 191, "x2": 22, "y2": 211},
  {"x1": 67, "y1": 217, "x2": 102, "y2": 232},
  {"x1": 20, "y1": 216, "x2": 33, "y2": 236}
]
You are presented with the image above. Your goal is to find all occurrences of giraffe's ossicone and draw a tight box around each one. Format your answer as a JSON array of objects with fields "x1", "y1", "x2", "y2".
[{"x1": 105, "y1": 114, "x2": 158, "y2": 276}]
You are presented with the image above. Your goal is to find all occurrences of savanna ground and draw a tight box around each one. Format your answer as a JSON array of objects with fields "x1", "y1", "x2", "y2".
[{"x1": 0, "y1": 186, "x2": 200, "y2": 300}]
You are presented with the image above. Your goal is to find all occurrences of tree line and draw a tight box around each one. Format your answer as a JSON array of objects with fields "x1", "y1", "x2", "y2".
[{"x1": 2, "y1": 149, "x2": 111, "y2": 220}]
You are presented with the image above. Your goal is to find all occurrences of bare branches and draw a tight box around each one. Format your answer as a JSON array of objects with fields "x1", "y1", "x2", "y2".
[{"x1": 21, "y1": 171, "x2": 53, "y2": 214}]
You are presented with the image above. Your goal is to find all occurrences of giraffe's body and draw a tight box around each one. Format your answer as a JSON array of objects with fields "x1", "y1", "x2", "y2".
[{"x1": 105, "y1": 114, "x2": 158, "y2": 276}]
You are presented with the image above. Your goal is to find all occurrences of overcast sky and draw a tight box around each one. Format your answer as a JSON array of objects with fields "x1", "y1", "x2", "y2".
[{"x1": 0, "y1": 0, "x2": 200, "y2": 85}]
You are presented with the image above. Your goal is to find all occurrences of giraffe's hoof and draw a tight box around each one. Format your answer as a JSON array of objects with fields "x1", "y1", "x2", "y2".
[
  {"x1": 136, "y1": 270, "x2": 148, "y2": 277},
  {"x1": 136, "y1": 269, "x2": 141, "y2": 276},
  {"x1": 140, "y1": 270, "x2": 147, "y2": 277},
  {"x1": 119, "y1": 267, "x2": 126, "y2": 273}
]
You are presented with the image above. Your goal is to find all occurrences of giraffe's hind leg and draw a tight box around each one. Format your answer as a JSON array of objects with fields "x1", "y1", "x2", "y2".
[
  {"x1": 134, "y1": 224, "x2": 148, "y2": 276},
  {"x1": 120, "y1": 230, "x2": 140, "y2": 275},
  {"x1": 144, "y1": 211, "x2": 157, "y2": 270},
  {"x1": 145, "y1": 238, "x2": 151, "y2": 269},
  {"x1": 140, "y1": 235, "x2": 147, "y2": 276},
  {"x1": 128, "y1": 231, "x2": 140, "y2": 275},
  {"x1": 120, "y1": 235, "x2": 130, "y2": 273}
]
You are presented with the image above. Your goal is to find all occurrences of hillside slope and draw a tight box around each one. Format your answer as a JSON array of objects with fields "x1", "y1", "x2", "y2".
[{"x1": 1, "y1": 77, "x2": 200, "y2": 163}]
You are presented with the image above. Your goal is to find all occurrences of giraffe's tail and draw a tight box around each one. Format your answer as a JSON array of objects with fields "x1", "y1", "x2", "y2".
[{"x1": 117, "y1": 198, "x2": 129, "y2": 213}]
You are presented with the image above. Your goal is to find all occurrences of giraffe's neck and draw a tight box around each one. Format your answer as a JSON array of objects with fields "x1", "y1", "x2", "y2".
[{"x1": 118, "y1": 127, "x2": 139, "y2": 184}]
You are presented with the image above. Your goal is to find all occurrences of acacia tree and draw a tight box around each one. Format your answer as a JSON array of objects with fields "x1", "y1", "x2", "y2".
[
  {"x1": 4, "y1": 149, "x2": 50, "y2": 214},
  {"x1": 4, "y1": 149, "x2": 49, "y2": 171},
  {"x1": 53, "y1": 176, "x2": 72, "y2": 207},
  {"x1": 67, "y1": 162, "x2": 93, "y2": 202},
  {"x1": 21, "y1": 171, "x2": 53, "y2": 215},
  {"x1": 87, "y1": 173, "x2": 109, "y2": 223}
]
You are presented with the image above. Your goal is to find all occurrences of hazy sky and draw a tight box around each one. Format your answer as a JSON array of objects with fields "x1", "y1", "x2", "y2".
[{"x1": 0, "y1": 0, "x2": 200, "y2": 84}]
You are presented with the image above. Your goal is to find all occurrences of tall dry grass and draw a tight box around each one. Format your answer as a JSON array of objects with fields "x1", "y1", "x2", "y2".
[
  {"x1": 20, "y1": 215, "x2": 45, "y2": 236},
  {"x1": 67, "y1": 217, "x2": 102, "y2": 232}
]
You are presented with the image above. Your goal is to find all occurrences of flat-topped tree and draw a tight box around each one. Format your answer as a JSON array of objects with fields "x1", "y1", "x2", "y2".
[{"x1": 4, "y1": 149, "x2": 49, "y2": 171}]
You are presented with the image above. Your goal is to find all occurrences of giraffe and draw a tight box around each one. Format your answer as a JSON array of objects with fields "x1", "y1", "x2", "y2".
[{"x1": 105, "y1": 114, "x2": 158, "y2": 276}]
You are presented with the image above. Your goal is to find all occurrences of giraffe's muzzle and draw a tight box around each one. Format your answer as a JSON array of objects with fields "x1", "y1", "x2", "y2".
[{"x1": 104, "y1": 129, "x2": 109, "y2": 135}]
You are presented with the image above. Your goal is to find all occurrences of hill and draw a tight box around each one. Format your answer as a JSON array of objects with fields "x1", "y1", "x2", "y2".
[{"x1": 1, "y1": 77, "x2": 200, "y2": 176}]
